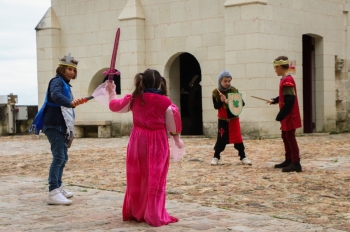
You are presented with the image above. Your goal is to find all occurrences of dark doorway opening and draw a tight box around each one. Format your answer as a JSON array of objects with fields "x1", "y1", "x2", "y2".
[
  {"x1": 179, "y1": 53, "x2": 203, "y2": 135},
  {"x1": 302, "y1": 35, "x2": 315, "y2": 133}
]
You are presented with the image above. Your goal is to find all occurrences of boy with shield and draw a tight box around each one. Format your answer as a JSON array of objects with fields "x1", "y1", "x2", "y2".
[{"x1": 211, "y1": 70, "x2": 252, "y2": 166}]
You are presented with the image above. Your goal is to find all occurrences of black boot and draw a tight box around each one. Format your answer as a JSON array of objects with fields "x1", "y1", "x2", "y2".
[
  {"x1": 282, "y1": 162, "x2": 302, "y2": 172},
  {"x1": 274, "y1": 160, "x2": 292, "y2": 168}
]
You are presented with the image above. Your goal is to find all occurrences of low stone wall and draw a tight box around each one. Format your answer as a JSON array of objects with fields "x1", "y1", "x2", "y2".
[
  {"x1": 16, "y1": 106, "x2": 38, "y2": 134},
  {"x1": 0, "y1": 105, "x2": 38, "y2": 136},
  {"x1": 0, "y1": 106, "x2": 6, "y2": 135}
]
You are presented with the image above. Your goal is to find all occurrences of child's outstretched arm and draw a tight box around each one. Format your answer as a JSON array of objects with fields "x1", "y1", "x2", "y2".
[
  {"x1": 165, "y1": 104, "x2": 185, "y2": 161},
  {"x1": 165, "y1": 104, "x2": 182, "y2": 136},
  {"x1": 105, "y1": 81, "x2": 132, "y2": 113}
]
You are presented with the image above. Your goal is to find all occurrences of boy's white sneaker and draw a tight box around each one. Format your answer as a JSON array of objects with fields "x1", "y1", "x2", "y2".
[
  {"x1": 59, "y1": 187, "x2": 73, "y2": 198},
  {"x1": 241, "y1": 158, "x2": 252, "y2": 165},
  {"x1": 47, "y1": 188, "x2": 72, "y2": 205},
  {"x1": 211, "y1": 157, "x2": 219, "y2": 165}
]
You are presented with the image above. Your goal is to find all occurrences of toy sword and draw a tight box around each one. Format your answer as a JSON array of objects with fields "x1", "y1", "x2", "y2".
[
  {"x1": 251, "y1": 96, "x2": 271, "y2": 102},
  {"x1": 103, "y1": 28, "x2": 121, "y2": 81},
  {"x1": 81, "y1": 28, "x2": 121, "y2": 104}
]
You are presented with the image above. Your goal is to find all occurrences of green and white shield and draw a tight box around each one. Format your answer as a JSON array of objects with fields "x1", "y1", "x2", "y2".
[{"x1": 227, "y1": 93, "x2": 243, "y2": 116}]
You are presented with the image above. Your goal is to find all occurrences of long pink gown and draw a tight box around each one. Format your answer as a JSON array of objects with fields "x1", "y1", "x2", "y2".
[{"x1": 109, "y1": 93, "x2": 182, "y2": 227}]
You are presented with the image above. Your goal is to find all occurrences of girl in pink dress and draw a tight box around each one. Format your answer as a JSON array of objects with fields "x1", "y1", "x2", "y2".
[{"x1": 105, "y1": 69, "x2": 184, "y2": 227}]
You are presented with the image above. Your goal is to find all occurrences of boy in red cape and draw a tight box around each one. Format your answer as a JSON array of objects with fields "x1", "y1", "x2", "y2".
[{"x1": 268, "y1": 56, "x2": 302, "y2": 172}]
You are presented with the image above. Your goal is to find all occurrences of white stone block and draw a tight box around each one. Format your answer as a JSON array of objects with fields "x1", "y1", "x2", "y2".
[
  {"x1": 145, "y1": 26, "x2": 155, "y2": 39},
  {"x1": 201, "y1": 94, "x2": 214, "y2": 109},
  {"x1": 237, "y1": 49, "x2": 266, "y2": 64},
  {"x1": 154, "y1": 24, "x2": 166, "y2": 38},
  {"x1": 224, "y1": 64, "x2": 246, "y2": 78},
  {"x1": 200, "y1": 0, "x2": 222, "y2": 18},
  {"x1": 256, "y1": 33, "x2": 275, "y2": 50},
  {"x1": 245, "y1": 63, "x2": 266, "y2": 78},
  {"x1": 83, "y1": 13, "x2": 99, "y2": 32},
  {"x1": 192, "y1": 19, "x2": 209, "y2": 35},
  {"x1": 99, "y1": 11, "x2": 118, "y2": 30},
  {"x1": 225, "y1": 51, "x2": 237, "y2": 65},
  {"x1": 145, "y1": 52, "x2": 157, "y2": 65},
  {"x1": 159, "y1": 3, "x2": 170, "y2": 23},
  {"x1": 265, "y1": 77, "x2": 279, "y2": 90},
  {"x1": 95, "y1": 0, "x2": 111, "y2": 12},
  {"x1": 194, "y1": 47, "x2": 208, "y2": 63},
  {"x1": 143, "y1": 5, "x2": 159, "y2": 25},
  {"x1": 233, "y1": 19, "x2": 258, "y2": 34},
  {"x1": 170, "y1": 1, "x2": 186, "y2": 23},
  {"x1": 81, "y1": 32, "x2": 98, "y2": 46},
  {"x1": 185, "y1": 0, "x2": 201, "y2": 21},
  {"x1": 241, "y1": 107, "x2": 266, "y2": 122},
  {"x1": 202, "y1": 109, "x2": 217, "y2": 121},
  {"x1": 165, "y1": 23, "x2": 182, "y2": 37},
  {"x1": 273, "y1": 35, "x2": 289, "y2": 51},
  {"x1": 186, "y1": 35, "x2": 202, "y2": 53},
  {"x1": 241, "y1": 4, "x2": 267, "y2": 20},
  {"x1": 323, "y1": 67, "x2": 336, "y2": 81},
  {"x1": 224, "y1": 6, "x2": 241, "y2": 22},
  {"x1": 320, "y1": 92, "x2": 336, "y2": 111},
  {"x1": 145, "y1": 38, "x2": 161, "y2": 53},
  {"x1": 225, "y1": 34, "x2": 246, "y2": 51},
  {"x1": 201, "y1": 33, "x2": 221, "y2": 47},
  {"x1": 208, "y1": 18, "x2": 225, "y2": 33},
  {"x1": 201, "y1": 60, "x2": 221, "y2": 75},
  {"x1": 208, "y1": 46, "x2": 224, "y2": 60},
  {"x1": 257, "y1": 19, "x2": 276, "y2": 35},
  {"x1": 87, "y1": 45, "x2": 103, "y2": 58}
]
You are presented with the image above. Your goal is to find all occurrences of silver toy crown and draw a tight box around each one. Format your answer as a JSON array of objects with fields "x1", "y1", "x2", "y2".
[{"x1": 58, "y1": 53, "x2": 79, "y2": 68}]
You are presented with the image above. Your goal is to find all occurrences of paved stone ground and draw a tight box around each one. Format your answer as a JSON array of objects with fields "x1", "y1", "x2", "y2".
[
  {"x1": 0, "y1": 134, "x2": 349, "y2": 231},
  {"x1": 0, "y1": 176, "x2": 343, "y2": 232}
]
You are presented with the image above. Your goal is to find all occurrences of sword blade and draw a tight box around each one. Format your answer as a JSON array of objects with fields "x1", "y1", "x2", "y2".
[
  {"x1": 251, "y1": 96, "x2": 270, "y2": 102},
  {"x1": 108, "y1": 28, "x2": 120, "y2": 81}
]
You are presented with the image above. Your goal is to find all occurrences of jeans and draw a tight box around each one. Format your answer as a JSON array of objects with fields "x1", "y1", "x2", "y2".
[{"x1": 43, "y1": 126, "x2": 68, "y2": 192}]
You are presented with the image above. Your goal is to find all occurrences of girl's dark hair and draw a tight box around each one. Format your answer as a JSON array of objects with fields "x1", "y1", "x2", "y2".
[
  {"x1": 130, "y1": 69, "x2": 167, "y2": 109},
  {"x1": 160, "y1": 77, "x2": 168, "y2": 96},
  {"x1": 56, "y1": 65, "x2": 77, "y2": 79},
  {"x1": 275, "y1": 56, "x2": 289, "y2": 70}
]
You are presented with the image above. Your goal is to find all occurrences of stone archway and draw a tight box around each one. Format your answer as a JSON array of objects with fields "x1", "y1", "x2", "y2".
[
  {"x1": 164, "y1": 52, "x2": 203, "y2": 135},
  {"x1": 88, "y1": 68, "x2": 109, "y2": 96}
]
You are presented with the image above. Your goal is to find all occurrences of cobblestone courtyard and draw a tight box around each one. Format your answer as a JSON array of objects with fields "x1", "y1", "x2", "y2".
[{"x1": 1, "y1": 133, "x2": 349, "y2": 231}]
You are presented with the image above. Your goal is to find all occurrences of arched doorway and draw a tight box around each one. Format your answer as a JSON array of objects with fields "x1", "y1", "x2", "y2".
[
  {"x1": 165, "y1": 52, "x2": 203, "y2": 135},
  {"x1": 179, "y1": 53, "x2": 202, "y2": 135},
  {"x1": 88, "y1": 68, "x2": 121, "y2": 97},
  {"x1": 302, "y1": 34, "x2": 315, "y2": 133},
  {"x1": 302, "y1": 34, "x2": 324, "y2": 133}
]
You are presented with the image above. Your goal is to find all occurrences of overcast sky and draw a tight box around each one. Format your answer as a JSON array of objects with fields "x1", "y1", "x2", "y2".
[{"x1": 0, "y1": 0, "x2": 51, "y2": 105}]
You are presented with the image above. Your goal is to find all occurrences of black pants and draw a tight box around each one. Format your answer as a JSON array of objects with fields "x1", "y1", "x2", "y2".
[{"x1": 213, "y1": 142, "x2": 246, "y2": 160}]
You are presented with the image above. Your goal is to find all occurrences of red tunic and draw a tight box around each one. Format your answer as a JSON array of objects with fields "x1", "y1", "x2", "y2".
[{"x1": 279, "y1": 75, "x2": 302, "y2": 131}]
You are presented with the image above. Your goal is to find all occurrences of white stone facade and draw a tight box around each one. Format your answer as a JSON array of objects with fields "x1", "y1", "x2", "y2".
[{"x1": 36, "y1": 0, "x2": 350, "y2": 138}]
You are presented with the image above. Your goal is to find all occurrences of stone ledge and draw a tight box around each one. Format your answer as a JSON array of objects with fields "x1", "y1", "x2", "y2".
[
  {"x1": 75, "y1": 120, "x2": 112, "y2": 126},
  {"x1": 224, "y1": 0, "x2": 267, "y2": 7}
]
